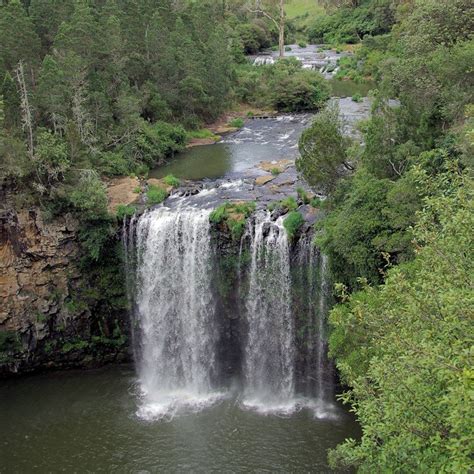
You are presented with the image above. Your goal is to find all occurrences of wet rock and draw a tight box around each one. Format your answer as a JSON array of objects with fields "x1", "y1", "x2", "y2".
[
  {"x1": 255, "y1": 175, "x2": 275, "y2": 186},
  {"x1": 258, "y1": 159, "x2": 294, "y2": 173}
]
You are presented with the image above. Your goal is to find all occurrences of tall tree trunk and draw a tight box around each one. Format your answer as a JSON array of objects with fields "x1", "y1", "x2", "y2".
[
  {"x1": 15, "y1": 61, "x2": 35, "y2": 161},
  {"x1": 278, "y1": 0, "x2": 285, "y2": 58}
]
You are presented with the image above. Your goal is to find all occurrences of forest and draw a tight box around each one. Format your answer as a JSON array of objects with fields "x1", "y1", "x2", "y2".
[
  {"x1": 0, "y1": 0, "x2": 473, "y2": 472},
  {"x1": 296, "y1": 0, "x2": 473, "y2": 470}
]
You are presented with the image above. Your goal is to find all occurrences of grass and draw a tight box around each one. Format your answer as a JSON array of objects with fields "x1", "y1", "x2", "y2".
[
  {"x1": 61, "y1": 340, "x2": 89, "y2": 354},
  {"x1": 283, "y1": 211, "x2": 304, "y2": 240},
  {"x1": 267, "y1": 195, "x2": 299, "y2": 213},
  {"x1": 285, "y1": 0, "x2": 324, "y2": 18},
  {"x1": 228, "y1": 117, "x2": 245, "y2": 128},
  {"x1": 116, "y1": 204, "x2": 136, "y2": 219},
  {"x1": 210, "y1": 201, "x2": 256, "y2": 240},
  {"x1": 147, "y1": 185, "x2": 168, "y2": 205},
  {"x1": 186, "y1": 128, "x2": 219, "y2": 141},
  {"x1": 163, "y1": 174, "x2": 180, "y2": 187},
  {"x1": 280, "y1": 196, "x2": 298, "y2": 212},
  {"x1": 271, "y1": 167, "x2": 281, "y2": 176},
  {"x1": 352, "y1": 93, "x2": 363, "y2": 103},
  {"x1": 296, "y1": 186, "x2": 310, "y2": 204}
]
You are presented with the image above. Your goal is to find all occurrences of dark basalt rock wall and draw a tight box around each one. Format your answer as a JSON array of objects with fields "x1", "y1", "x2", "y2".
[{"x1": 0, "y1": 207, "x2": 130, "y2": 376}]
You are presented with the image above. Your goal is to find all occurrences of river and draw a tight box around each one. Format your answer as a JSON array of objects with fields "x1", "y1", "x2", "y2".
[{"x1": 0, "y1": 59, "x2": 370, "y2": 472}]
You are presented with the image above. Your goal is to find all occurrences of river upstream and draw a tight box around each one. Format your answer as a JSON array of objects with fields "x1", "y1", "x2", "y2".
[{"x1": 0, "y1": 55, "x2": 370, "y2": 472}]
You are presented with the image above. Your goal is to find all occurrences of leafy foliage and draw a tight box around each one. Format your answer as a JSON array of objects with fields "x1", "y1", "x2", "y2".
[
  {"x1": 307, "y1": 0, "x2": 395, "y2": 45},
  {"x1": 210, "y1": 201, "x2": 256, "y2": 240},
  {"x1": 229, "y1": 117, "x2": 245, "y2": 128},
  {"x1": 235, "y1": 58, "x2": 330, "y2": 112},
  {"x1": 146, "y1": 185, "x2": 168, "y2": 206},
  {"x1": 163, "y1": 174, "x2": 180, "y2": 188},
  {"x1": 283, "y1": 211, "x2": 304, "y2": 240},
  {"x1": 116, "y1": 204, "x2": 136, "y2": 220},
  {"x1": 298, "y1": 104, "x2": 353, "y2": 194},
  {"x1": 328, "y1": 174, "x2": 474, "y2": 471}
]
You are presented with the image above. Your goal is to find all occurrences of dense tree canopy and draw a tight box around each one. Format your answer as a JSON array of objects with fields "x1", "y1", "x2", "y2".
[{"x1": 299, "y1": 0, "x2": 474, "y2": 470}]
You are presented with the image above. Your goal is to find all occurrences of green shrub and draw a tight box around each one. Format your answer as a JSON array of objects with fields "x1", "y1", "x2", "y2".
[
  {"x1": 229, "y1": 117, "x2": 245, "y2": 128},
  {"x1": 296, "y1": 186, "x2": 310, "y2": 204},
  {"x1": 0, "y1": 330, "x2": 21, "y2": 353},
  {"x1": 62, "y1": 340, "x2": 89, "y2": 354},
  {"x1": 271, "y1": 63, "x2": 331, "y2": 112},
  {"x1": 237, "y1": 22, "x2": 273, "y2": 54},
  {"x1": 131, "y1": 121, "x2": 186, "y2": 168},
  {"x1": 283, "y1": 211, "x2": 304, "y2": 240},
  {"x1": 270, "y1": 167, "x2": 281, "y2": 176},
  {"x1": 209, "y1": 203, "x2": 228, "y2": 224},
  {"x1": 69, "y1": 172, "x2": 109, "y2": 220},
  {"x1": 297, "y1": 104, "x2": 353, "y2": 194},
  {"x1": 147, "y1": 185, "x2": 168, "y2": 205},
  {"x1": 163, "y1": 174, "x2": 180, "y2": 187},
  {"x1": 310, "y1": 196, "x2": 322, "y2": 208},
  {"x1": 186, "y1": 129, "x2": 219, "y2": 141},
  {"x1": 116, "y1": 204, "x2": 136, "y2": 220},
  {"x1": 280, "y1": 196, "x2": 298, "y2": 212},
  {"x1": 307, "y1": 3, "x2": 395, "y2": 45},
  {"x1": 133, "y1": 164, "x2": 148, "y2": 178},
  {"x1": 96, "y1": 151, "x2": 131, "y2": 177},
  {"x1": 298, "y1": 42, "x2": 307, "y2": 48},
  {"x1": 271, "y1": 45, "x2": 278, "y2": 51},
  {"x1": 285, "y1": 46, "x2": 292, "y2": 52},
  {"x1": 352, "y1": 93, "x2": 363, "y2": 103},
  {"x1": 267, "y1": 201, "x2": 278, "y2": 212},
  {"x1": 210, "y1": 201, "x2": 256, "y2": 240}
]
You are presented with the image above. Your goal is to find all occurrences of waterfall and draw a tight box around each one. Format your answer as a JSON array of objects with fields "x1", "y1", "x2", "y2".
[
  {"x1": 316, "y1": 254, "x2": 332, "y2": 403},
  {"x1": 130, "y1": 207, "x2": 223, "y2": 420},
  {"x1": 124, "y1": 199, "x2": 338, "y2": 420},
  {"x1": 242, "y1": 212, "x2": 296, "y2": 413}
]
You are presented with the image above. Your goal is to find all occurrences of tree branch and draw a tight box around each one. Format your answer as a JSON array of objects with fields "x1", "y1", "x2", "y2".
[{"x1": 245, "y1": 6, "x2": 279, "y2": 28}]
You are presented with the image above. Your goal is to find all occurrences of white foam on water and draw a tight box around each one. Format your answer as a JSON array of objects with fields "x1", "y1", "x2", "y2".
[{"x1": 137, "y1": 388, "x2": 228, "y2": 421}]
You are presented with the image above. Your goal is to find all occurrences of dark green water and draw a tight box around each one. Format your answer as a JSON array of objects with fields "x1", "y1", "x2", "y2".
[
  {"x1": 0, "y1": 366, "x2": 360, "y2": 472},
  {"x1": 150, "y1": 114, "x2": 313, "y2": 181},
  {"x1": 150, "y1": 142, "x2": 285, "y2": 180},
  {"x1": 330, "y1": 79, "x2": 375, "y2": 98}
]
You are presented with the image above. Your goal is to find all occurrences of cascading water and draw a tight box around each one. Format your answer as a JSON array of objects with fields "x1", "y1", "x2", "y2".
[
  {"x1": 316, "y1": 254, "x2": 333, "y2": 405},
  {"x1": 124, "y1": 189, "x2": 338, "y2": 419},
  {"x1": 241, "y1": 211, "x2": 296, "y2": 413},
  {"x1": 129, "y1": 206, "x2": 223, "y2": 420}
]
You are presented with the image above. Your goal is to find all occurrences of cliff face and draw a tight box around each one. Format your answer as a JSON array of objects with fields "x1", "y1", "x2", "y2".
[{"x1": 0, "y1": 207, "x2": 130, "y2": 375}]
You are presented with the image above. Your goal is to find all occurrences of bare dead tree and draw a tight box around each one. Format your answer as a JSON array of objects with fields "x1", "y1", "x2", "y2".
[
  {"x1": 15, "y1": 61, "x2": 35, "y2": 161},
  {"x1": 247, "y1": 0, "x2": 286, "y2": 58},
  {"x1": 71, "y1": 70, "x2": 97, "y2": 152}
]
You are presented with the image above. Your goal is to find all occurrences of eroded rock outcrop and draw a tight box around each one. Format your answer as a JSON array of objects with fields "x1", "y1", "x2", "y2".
[{"x1": 0, "y1": 207, "x2": 129, "y2": 375}]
